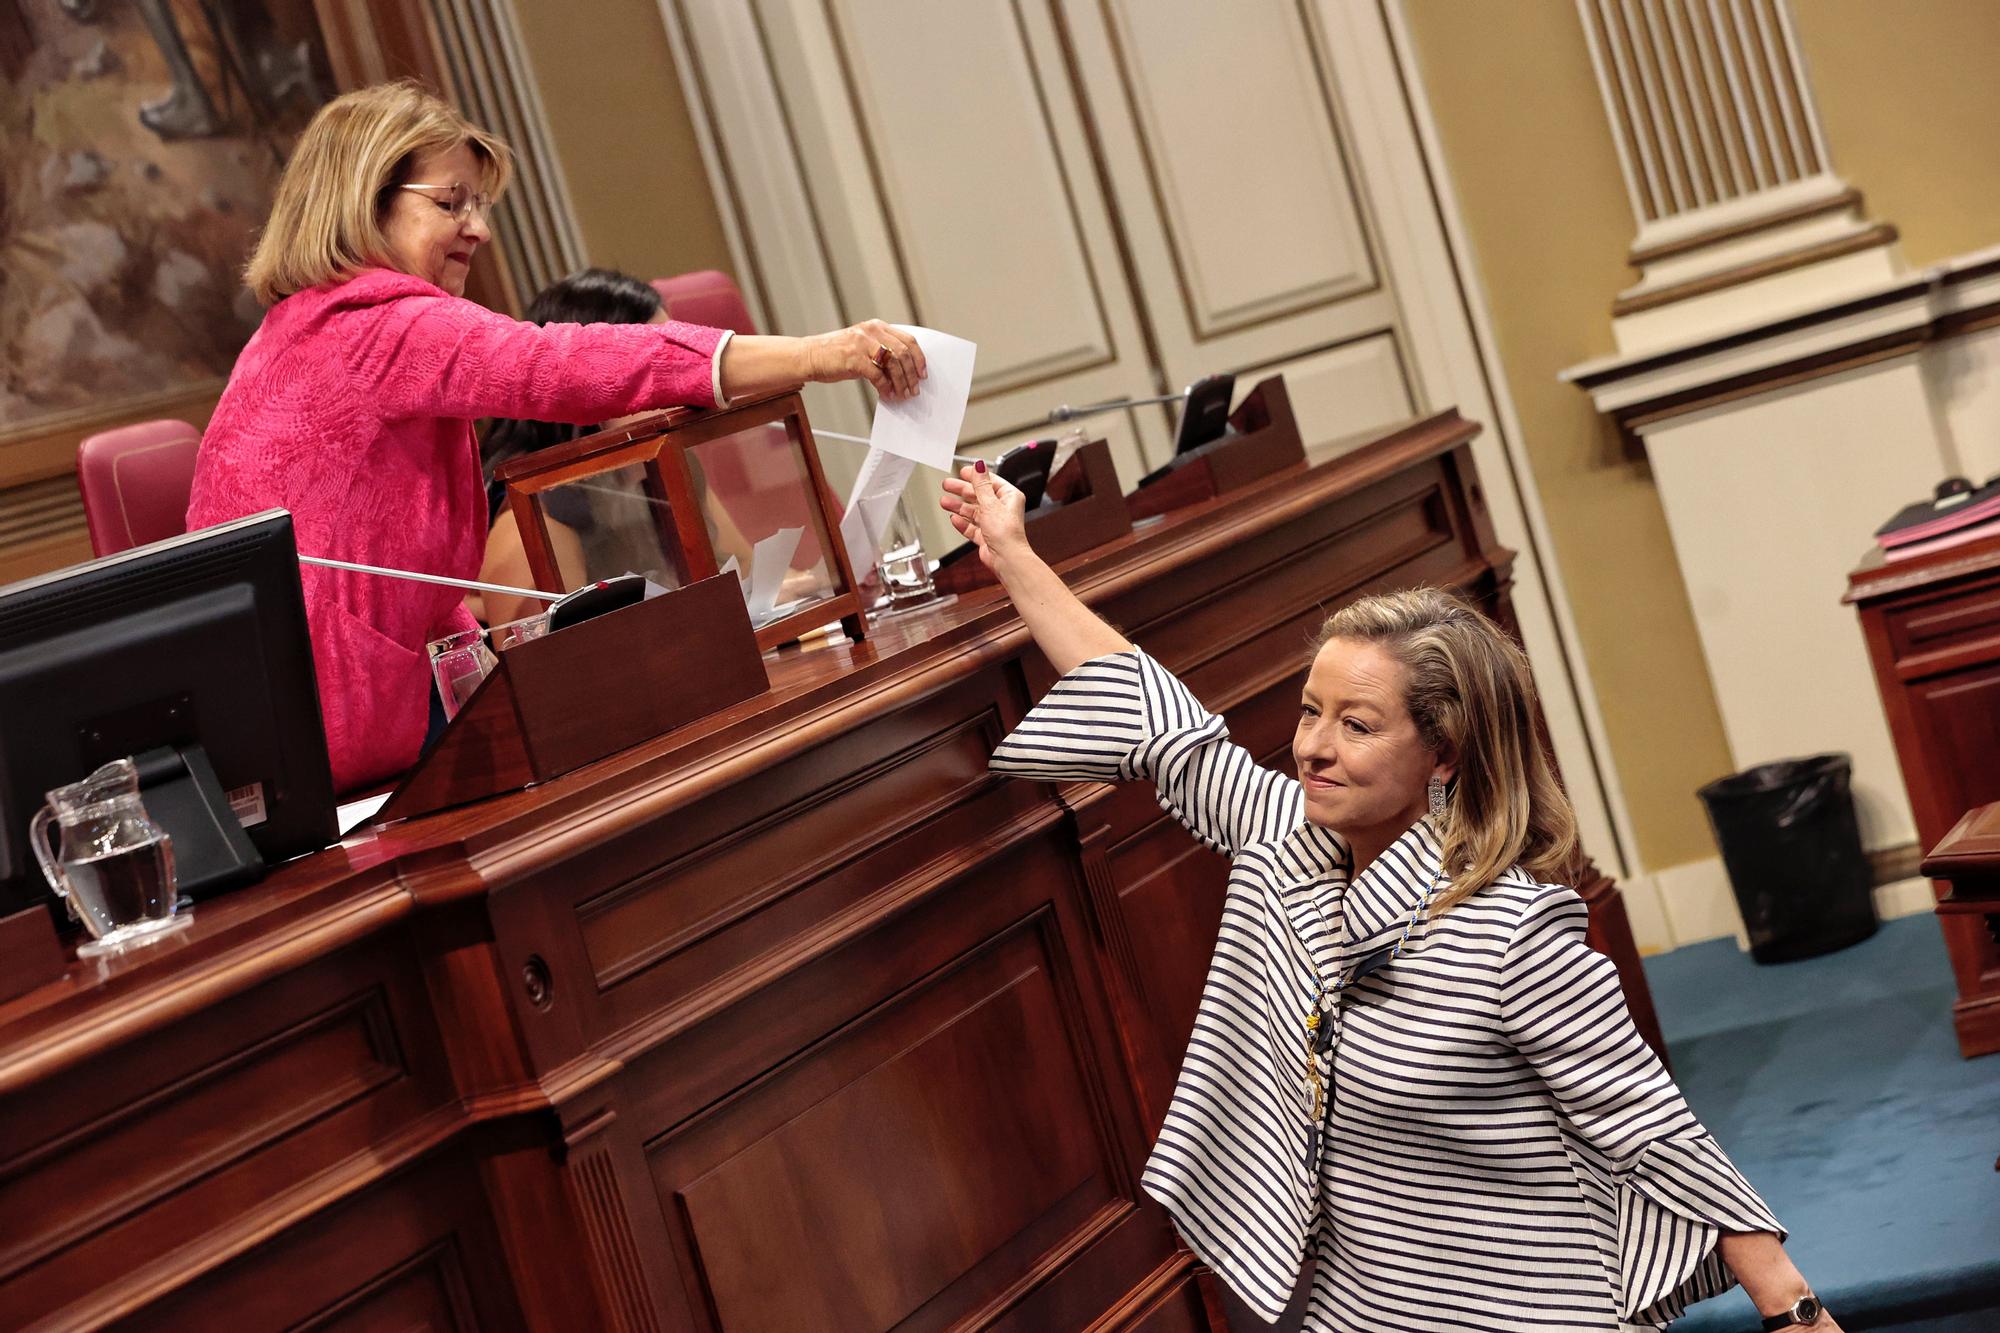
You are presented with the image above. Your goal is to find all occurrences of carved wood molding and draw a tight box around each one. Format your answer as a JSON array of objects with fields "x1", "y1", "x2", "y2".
[{"x1": 564, "y1": 1136, "x2": 665, "y2": 1333}]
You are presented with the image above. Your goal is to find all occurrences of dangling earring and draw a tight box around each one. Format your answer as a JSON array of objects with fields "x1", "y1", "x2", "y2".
[{"x1": 1427, "y1": 775, "x2": 1448, "y2": 825}]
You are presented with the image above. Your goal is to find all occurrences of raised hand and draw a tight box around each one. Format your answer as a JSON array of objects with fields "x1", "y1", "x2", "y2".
[{"x1": 939, "y1": 461, "x2": 1028, "y2": 571}]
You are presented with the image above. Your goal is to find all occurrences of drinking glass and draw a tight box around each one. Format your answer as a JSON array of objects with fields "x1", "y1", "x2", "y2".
[{"x1": 428, "y1": 627, "x2": 498, "y2": 720}]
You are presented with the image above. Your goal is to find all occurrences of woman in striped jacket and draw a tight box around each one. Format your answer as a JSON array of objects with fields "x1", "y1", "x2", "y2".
[{"x1": 941, "y1": 463, "x2": 1836, "y2": 1332}]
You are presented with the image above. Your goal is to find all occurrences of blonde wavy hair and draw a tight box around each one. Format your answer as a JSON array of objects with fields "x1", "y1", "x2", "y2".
[
  {"x1": 1315, "y1": 587, "x2": 1577, "y2": 911},
  {"x1": 245, "y1": 80, "x2": 512, "y2": 305}
]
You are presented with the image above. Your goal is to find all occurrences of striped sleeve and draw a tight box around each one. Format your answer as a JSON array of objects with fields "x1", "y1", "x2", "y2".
[
  {"x1": 1500, "y1": 887, "x2": 1785, "y2": 1327},
  {"x1": 989, "y1": 648, "x2": 1301, "y2": 857}
]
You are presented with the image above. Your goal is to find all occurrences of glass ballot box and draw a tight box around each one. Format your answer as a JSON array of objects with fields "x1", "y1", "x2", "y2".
[{"x1": 494, "y1": 390, "x2": 868, "y2": 651}]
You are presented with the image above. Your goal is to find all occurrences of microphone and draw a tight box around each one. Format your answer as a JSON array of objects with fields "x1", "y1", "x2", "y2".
[{"x1": 1045, "y1": 387, "x2": 1189, "y2": 425}]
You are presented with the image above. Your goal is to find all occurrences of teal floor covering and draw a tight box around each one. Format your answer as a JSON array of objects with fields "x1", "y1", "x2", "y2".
[{"x1": 1645, "y1": 916, "x2": 2000, "y2": 1332}]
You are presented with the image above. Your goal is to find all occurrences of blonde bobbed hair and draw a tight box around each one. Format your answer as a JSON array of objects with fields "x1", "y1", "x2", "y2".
[
  {"x1": 1315, "y1": 587, "x2": 1578, "y2": 912},
  {"x1": 245, "y1": 80, "x2": 513, "y2": 306}
]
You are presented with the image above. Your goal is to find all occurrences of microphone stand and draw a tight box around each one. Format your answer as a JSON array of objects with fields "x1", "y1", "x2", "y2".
[
  {"x1": 1044, "y1": 388, "x2": 1188, "y2": 426},
  {"x1": 299, "y1": 554, "x2": 562, "y2": 602}
]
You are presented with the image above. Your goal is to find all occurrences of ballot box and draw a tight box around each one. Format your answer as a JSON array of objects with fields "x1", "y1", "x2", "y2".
[{"x1": 495, "y1": 390, "x2": 869, "y2": 653}]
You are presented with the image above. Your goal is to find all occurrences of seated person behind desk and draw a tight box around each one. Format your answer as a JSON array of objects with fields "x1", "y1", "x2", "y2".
[
  {"x1": 475, "y1": 268, "x2": 762, "y2": 627},
  {"x1": 187, "y1": 81, "x2": 925, "y2": 794}
]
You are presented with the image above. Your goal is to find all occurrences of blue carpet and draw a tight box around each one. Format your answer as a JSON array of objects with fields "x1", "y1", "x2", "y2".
[{"x1": 1643, "y1": 916, "x2": 2000, "y2": 1331}]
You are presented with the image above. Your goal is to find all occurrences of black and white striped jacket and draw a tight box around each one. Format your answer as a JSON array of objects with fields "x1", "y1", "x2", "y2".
[{"x1": 991, "y1": 650, "x2": 1782, "y2": 1330}]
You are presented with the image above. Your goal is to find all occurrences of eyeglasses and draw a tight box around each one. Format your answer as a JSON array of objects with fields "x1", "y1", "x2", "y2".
[{"x1": 399, "y1": 181, "x2": 493, "y2": 223}]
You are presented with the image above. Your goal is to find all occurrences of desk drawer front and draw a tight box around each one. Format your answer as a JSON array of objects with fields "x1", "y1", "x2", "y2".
[{"x1": 1884, "y1": 572, "x2": 2000, "y2": 672}]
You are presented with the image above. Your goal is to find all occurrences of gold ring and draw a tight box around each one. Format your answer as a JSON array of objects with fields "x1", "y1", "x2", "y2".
[{"x1": 873, "y1": 344, "x2": 891, "y2": 371}]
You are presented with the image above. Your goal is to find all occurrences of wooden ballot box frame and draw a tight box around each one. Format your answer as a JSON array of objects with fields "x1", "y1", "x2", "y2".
[
  {"x1": 380, "y1": 574, "x2": 769, "y2": 823},
  {"x1": 933, "y1": 437, "x2": 1133, "y2": 595},
  {"x1": 496, "y1": 389, "x2": 869, "y2": 652},
  {"x1": 1127, "y1": 374, "x2": 1307, "y2": 523}
]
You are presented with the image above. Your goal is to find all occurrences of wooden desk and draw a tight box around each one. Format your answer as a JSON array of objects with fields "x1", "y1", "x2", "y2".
[
  {"x1": 0, "y1": 410, "x2": 1659, "y2": 1332},
  {"x1": 1848, "y1": 536, "x2": 2000, "y2": 1057},
  {"x1": 1920, "y1": 801, "x2": 2000, "y2": 1168}
]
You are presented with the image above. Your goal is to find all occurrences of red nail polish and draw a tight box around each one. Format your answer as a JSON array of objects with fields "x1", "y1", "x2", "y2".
[{"x1": 974, "y1": 459, "x2": 987, "y2": 474}]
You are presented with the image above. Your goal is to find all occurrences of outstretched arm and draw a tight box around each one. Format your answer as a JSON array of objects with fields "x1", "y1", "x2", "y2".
[
  {"x1": 957, "y1": 462, "x2": 1307, "y2": 856},
  {"x1": 354, "y1": 293, "x2": 927, "y2": 423},
  {"x1": 721, "y1": 320, "x2": 926, "y2": 403},
  {"x1": 940, "y1": 461, "x2": 1128, "y2": 674}
]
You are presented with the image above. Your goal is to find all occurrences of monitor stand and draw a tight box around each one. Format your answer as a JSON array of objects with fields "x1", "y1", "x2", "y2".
[{"x1": 133, "y1": 744, "x2": 265, "y2": 900}]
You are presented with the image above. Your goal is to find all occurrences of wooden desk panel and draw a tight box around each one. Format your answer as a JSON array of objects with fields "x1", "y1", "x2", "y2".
[
  {"x1": 1850, "y1": 538, "x2": 2000, "y2": 1056},
  {"x1": 0, "y1": 409, "x2": 1659, "y2": 1330}
]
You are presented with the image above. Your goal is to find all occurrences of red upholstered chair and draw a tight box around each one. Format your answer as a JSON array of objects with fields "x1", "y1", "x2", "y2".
[
  {"x1": 651, "y1": 269, "x2": 759, "y2": 335},
  {"x1": 76, "y1": 419, "x2": 202, "y2": 557}
]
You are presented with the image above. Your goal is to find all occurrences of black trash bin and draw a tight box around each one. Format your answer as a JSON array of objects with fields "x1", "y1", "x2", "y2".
[{"x1": 1697, "y1": 754, "x2": 1879, "y2": 964}]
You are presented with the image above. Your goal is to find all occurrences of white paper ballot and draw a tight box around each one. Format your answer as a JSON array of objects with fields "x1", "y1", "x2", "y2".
[
  {"x1": 336, "y1": 791, "x2": 391, "y2": 836},
  {"x1": 840, "y1": 446, "x2": 918, "y2": 572},
  {"x1": 745, "y1": 526, "x2": 804, "y2": 622},
  {"x1": 869, "y1": 326, "x2": 975, "y2": 471}
]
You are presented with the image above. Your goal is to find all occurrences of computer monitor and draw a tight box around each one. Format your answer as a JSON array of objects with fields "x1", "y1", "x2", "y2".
[{"x1": 0, "y1": 510, "x2": 338, "y2": 920}]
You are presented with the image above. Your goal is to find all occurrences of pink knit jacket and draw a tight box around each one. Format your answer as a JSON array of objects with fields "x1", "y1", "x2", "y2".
[{"x1": 187, "y1": 268, "x2": 724, "y2": 793}]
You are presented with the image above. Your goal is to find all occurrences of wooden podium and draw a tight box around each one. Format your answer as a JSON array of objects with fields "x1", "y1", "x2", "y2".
[{"x1": 0, "y1": 409, "x2": 1663, "y2": 1332}]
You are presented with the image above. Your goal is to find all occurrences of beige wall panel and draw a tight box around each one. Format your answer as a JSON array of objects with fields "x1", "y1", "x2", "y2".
[
  {"x1": 1276, "y1": 334, "x2": 1418, "y2": 460},
  {"x1": 1061, "y1": 0, "x2": 1398, "y2": 406},
  {"x1": 1101, "y1": 0, "x2": 1375, "y2": 336},
  {"x1": 513, "y1": 0, "x2": 734, "y2": 284},
  {"x1": 818, "y1": 1, "x2": 1111, "y2": 396},
  {"x1": 716, "y1": 0, "x2": 1163, "y2": 465},
  {"x1": 1928, "y1": 324, "x2": 2000, "y2": 488},
  {"x1": 1638, "y1": 359, "x2": 1948, "y2": 853}
]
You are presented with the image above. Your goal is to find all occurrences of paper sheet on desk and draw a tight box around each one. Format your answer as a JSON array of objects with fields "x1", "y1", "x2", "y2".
[
  {"x1": 840, "y1": 446, "x2": 918, "y2": 572},
  {"x1": 869, "y1": 326, "x2": 975, "y2": 471},
  {"x1": 745, "y1": 526, "x2": 803, "y2": 622}
]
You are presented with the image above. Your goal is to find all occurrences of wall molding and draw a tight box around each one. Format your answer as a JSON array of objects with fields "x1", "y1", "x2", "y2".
[{"x1": 1564, "y1": 244, "x2": 2000, "y2": 422}]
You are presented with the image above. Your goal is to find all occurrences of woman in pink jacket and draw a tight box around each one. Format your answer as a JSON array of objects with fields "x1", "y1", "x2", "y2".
[{"x1": 188, "y1": 82, "x2": 921, "y2": 793}]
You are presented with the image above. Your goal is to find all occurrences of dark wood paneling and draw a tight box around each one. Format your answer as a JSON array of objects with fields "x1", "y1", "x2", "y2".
[
  {"x1": 575, "y1": 671, "x2": 1017, "y2": 992},
  {"x1": 108, "y1": 1152, "x2": 521, "y2": 1333},
  {"x1": 658, "y1": 917, "x2": 1110, "y2": 1330},
  {"x1": 0, "y1": 935, "x2": 456, "y2": 1327}
]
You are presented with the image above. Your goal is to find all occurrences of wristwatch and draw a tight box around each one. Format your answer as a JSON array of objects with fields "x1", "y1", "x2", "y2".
[{"x1": 1760, "y1": 1293, "x2": 1824, "y2": 1329}]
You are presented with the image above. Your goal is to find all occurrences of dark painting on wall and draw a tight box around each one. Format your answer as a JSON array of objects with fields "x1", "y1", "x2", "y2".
[{"x1": 0, "y1": 0, "x2": 333, "y2": 436}]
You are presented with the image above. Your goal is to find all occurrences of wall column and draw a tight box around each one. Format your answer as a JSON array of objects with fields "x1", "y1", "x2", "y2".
[{"x1": 1576, "y1": 0, "x2": 1899, "y2": 353}]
